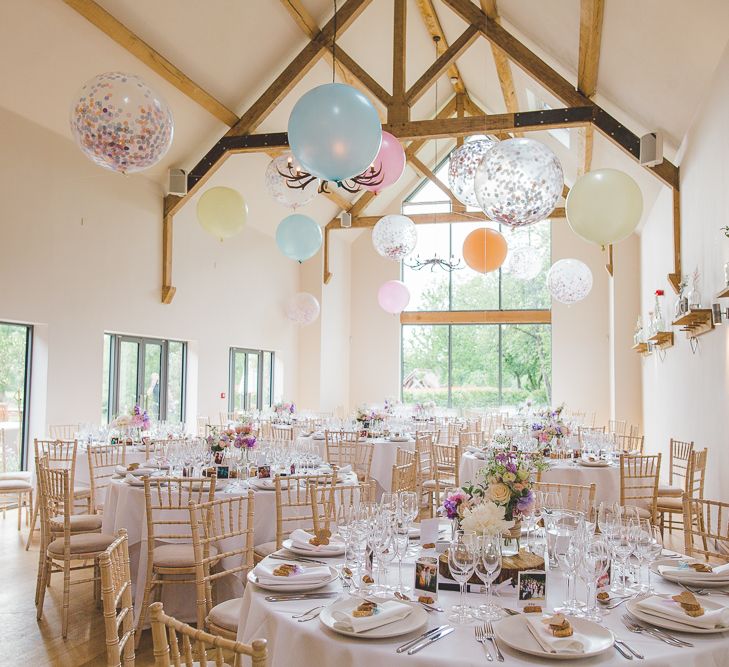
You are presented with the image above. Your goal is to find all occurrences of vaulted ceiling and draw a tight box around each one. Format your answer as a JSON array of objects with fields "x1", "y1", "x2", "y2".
[{"x1": 2, "y1": 0, "x2": 728, "y2": 241}]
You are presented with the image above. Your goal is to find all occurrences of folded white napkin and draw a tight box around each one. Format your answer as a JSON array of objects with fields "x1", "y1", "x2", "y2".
[
  {"x1": 254, "y1": 560, "x2": 331, "y2": 585},
  {"x1": 289, "y1": 529, "x2": 344, "y2": 553},
  {"x1": 525, "y1": 617, "x2": 584, "y2": 654},
  {"x1": 636, "y1": 596, "x2": 729, "y2": 629},
  {"x1": 337, "y1": 464, "x2": 352, "y2": 475},
  {"x1": 332, "y1": 600, "x2": 412, "y2": 633},
  {"x1": 115, "y1": 465, "x2": 155, "y2": 476},
  {"x1": 658, "y1": 562, "x2": 729, "y2": 581},
  {"x1": 124, "y1": 473, "x2": 144, "y2": 485},
  {"x1": 248, "y1": 478, "x2": 275, "y2": 490}
]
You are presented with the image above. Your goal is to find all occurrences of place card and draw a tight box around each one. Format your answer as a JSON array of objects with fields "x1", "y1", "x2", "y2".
[
  {"x1": 419, "y1": 518, "x2": 439, "y2": 548},
  {"x1": 518, "y1": 570, "x2": 547, "y2": 608},
  {"x1": 414, "y1": 556, "x2": 439, "y2": 602},
  {"x1": 257, "y1": 465, "x2": 271, "y2": 479},
  {"x1": 216, "y1": 465, "x2": 230, "y2": 480}
]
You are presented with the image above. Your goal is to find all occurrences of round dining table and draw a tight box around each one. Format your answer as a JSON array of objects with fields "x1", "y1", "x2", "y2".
[
  {"x1": 236, "y1": 546, "x2": 729, "y2": 667},
  {"x1": 459, "y1": 452, "x2": 621, "y2": 505}
]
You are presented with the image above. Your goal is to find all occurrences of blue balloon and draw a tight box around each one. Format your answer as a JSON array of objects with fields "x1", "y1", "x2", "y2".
[
  {"x1": 276, "y1": 214, "x2": 323, "y2": 262},
  {"x1": 288, "y1": 83, "x2": 382, "y2": 182}
]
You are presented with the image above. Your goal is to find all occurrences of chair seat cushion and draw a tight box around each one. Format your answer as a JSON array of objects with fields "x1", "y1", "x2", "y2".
[
  {"x1": 0, "y1": 479, "x2": 32, "y2": 491},
  {"x1": 657, "y1": 496, "x2": 683, "y2": 511},
  {"x1": 207, "y1": 597, "x2": 242, "y2": 632},
  {"x1": 50, "y1": 513, "x2": 103, "y2": 532},
  {"x1": 624, "y1": 506, "x2": 652, "y2": 519},
  {"x1": 253, "y1": 541, "x2": 277, "y2": 559},
  {"x1": 48, "y1": 532, "x2": 115, "y2": 555},
  {"x1": 152, "y1": 543, "x2": 218, "y2": 568},
  {"x1": 421, "y1": 480, "x2": 437, "y2": 490},
  {"x1": 73, "y1": 486, "x2": 91, "y2": 498},
  {"x1": 658, "y1": 484, "x2": 682, "y2": 498},
  {"x1": 0, "y1": 471, "x2": 31, "y2": 482}
]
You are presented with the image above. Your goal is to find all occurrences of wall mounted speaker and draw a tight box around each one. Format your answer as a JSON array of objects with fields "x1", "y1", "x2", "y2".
[
  {"x1": 639, "y1": 132, "x2": 664, "y2": 167},
  {"x1": 168, "y1": 168, "x2": 188, "y2": 196},
  {"x1": 340, "y1": 211, "x2": 352, "y2": 228}
]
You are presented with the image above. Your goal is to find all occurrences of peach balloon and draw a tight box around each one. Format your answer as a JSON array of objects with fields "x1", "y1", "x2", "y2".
[{"x1": 462, "y1": 228, "x2": 508, "y2": 273}]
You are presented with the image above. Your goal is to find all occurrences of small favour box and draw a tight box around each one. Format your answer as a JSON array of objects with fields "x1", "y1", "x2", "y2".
[
  {"x1": 415, "y1": 556, "x2": 439, "y2": 603},
  {"x1": 517, "y1": 570, "x2": 547, "y2": 608},
  {"x1": 419, "y1": 518, "x2": 440, "y2": 550}
]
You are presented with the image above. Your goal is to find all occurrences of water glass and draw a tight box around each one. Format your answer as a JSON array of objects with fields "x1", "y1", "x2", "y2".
[
  {"x1": 474, "y1": 532, "x2": 502, "y2": 621},
  {"x1": 448, "y1": 530, "x2": 476, "y2": 624}
]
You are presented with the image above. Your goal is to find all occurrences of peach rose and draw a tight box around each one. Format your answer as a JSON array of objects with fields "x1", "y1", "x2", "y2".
[{"x1": 488, "y1": 482, "x2": 511, "y2": 505}]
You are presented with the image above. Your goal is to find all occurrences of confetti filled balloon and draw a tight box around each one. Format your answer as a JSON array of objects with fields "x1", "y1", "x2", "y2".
[
  {"x1": 447, "y1": 138, "x2": 497, "y2": 207},
  {"x1": 276, "y1": 214, "x2": 322, "y2": 262},
  {"x1": 372, "y1": 215, "x2": 417, "y2": 260},
  {"x1": 288, "y1": 83, "x2": 382, "y2": 182},
  {"x1": 462, "y1": 228, "x2": 508, "y2": 273},
  {"x1": 286, "y1": 292, "x2": 320, "y2": 325},
  {"x1": 197, "y1": 187, "x2": 248, "y2": 240},
  {"x1": 70, "y1": 72, "x2": 173, "y2": 174},
  {"x1": 474, "y1": 138, "x2": 563, "y2": 227},
  {"x1": 547, "y1": 259, "x2": 593, "y2": 304},
  {"x1": 504, "y1": 245, "x2": 545, "y2": 281},
  {"x1": 361, "y1": 131, "x2": 406, "y2": 193},
  {"x1": 264, "y1": 153, "x2": 319, "y2": 209},
  {"x1": 378, "y1": 280, "x2": 410, "y2": 314},
  {"x1": 566, "y1": 169, "x2": 643, "y2": 246}
]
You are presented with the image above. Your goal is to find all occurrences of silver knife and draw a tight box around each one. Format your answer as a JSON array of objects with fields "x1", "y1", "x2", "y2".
[
  {"x1": 630, "y1": 619, "x2": 693, "y2": 647},
  {"x1": 269, "y1": 554, "x2": 328, "y2": 565},
  {"x1": 396, "y1": 625, "x2": 449, "y2": 653},
  {"x1": 407, "y1": 626, "x2": 455, "y2": 654},
  {"x1": 265, "y1": 593, "x2": 339, "y2": 602}
]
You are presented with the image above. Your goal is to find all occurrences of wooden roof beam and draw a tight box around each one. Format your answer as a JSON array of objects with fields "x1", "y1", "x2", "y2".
[
  {"x1": 578, "y1": 0, "x2": 605, "y2": 98},
  {"x1": 352, "y1": 208, "x2": 566, "y2": 227}
]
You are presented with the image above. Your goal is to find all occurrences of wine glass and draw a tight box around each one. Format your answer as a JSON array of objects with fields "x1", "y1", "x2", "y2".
[
  {"x1": 448, "y1": 530, "x2": 476, "y2": 624},
  {"x1": 578, "y1": 539, "x2": 611, "y2": 621},
  {"x1": 336, "y1": 504, "x2": 355, "y2": 584},
  {"x1": 610, "y1": 519, "x2": 634, "y2": 595},
  {"x1": 474, "y1": 532, "x2": 502, "y2": 620},
  {"x1": 645, "y1": 524, "x2": 663, "y2": 593},
  {"x1": 393, "y1": 519, "x2": 411, "y2": 594},
  {"x1": 556, "y1": 544, "x2": 583, "y2": 614}
]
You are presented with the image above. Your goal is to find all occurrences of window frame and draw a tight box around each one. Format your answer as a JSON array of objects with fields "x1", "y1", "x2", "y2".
[
  {"x1": 104, "y1": 333, "x2": 186, "y2": 423},
  {"x1": 228, "y1": 348, "x2": 275, "y2": 412},
  {"x1": 0, "y1": 322, "x2": 33, "y2": 470}
]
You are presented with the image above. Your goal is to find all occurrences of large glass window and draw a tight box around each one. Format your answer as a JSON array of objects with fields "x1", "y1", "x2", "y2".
[
  {"x1": 102, "y1": 334, "x2": 186, "y2": 423},
  {"x1": 0, "y1": 323, "x2": 32, "y2": 470},
  {"x1": 229, "y1": 348, "x2": 274, "y2": 412},
  {"x1": 400, "y1": 146, "x2": 552, "y2": 409}
]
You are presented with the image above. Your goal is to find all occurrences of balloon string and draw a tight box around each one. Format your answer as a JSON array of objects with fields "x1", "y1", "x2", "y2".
[{"x1": 332, "y1": 0, "x2": 337, "y2": 83}]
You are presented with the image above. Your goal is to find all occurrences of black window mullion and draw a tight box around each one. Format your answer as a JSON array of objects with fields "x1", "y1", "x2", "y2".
[
  {"x1": 159, "y1": 340, "x2": 169, "y2": 422},
  {"x1": 447, "y1": 325, "x2": 453, "y2": 409}
]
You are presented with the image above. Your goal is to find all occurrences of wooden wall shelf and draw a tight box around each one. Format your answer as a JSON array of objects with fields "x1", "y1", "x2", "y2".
[
  {"x1": 632, "y1": 342, "x2": 651, "y2": 355},
  {"x1": 672, "y1": 309, "x2": 714, "y2": 338},
  {"x1": 648, "y1": 331, "x2": 674, "y2": 350},
  {"x1": 716, "y1": 286, "x2": 729, "y2": 299}
]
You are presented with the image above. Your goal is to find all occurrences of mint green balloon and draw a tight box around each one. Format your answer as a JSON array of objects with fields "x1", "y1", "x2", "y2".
[{"x1": 276, "y1": 214, "x2": 322, "y2": 262}]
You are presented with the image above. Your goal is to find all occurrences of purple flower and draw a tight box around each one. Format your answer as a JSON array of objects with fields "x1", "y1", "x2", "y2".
[
  {"x1": 516, "y1": 490, "x2": 535, "y2": 512},
  {"x1": 243, "y1": 436, "x2": 257, "y2": 449},
  {"x1": 505, "y1": 462, "x2": 517, "y2": 474}
]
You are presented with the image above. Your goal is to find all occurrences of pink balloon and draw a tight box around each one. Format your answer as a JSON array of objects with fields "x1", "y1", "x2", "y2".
[
  {"x1": 362, "y1": 131, "x2": 406, "y2": 193},
  {"x1": 378, "y1": 280, "x2": 410, "y2": 314}
]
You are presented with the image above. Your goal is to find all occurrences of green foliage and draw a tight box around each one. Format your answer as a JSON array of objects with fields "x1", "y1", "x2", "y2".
[
  {"x1": 403, "y1": 386, "x2": 548, "y2": 408},
  {"x1": 0, "y1": 324, "x2": 28, "y2": 405}
]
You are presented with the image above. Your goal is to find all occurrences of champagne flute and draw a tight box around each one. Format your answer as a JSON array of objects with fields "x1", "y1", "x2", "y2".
[
  {"x1": 474, "y1": 532, "x2": 502, "y2": 620},
  {"x1": 448, "y1": 530, "x2": 476, "y2": 624},
  {"x1": 579, "y1": 539, "x2": 610, "y2": 621}
]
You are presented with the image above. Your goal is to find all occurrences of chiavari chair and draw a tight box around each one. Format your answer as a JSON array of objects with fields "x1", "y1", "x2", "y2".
[
  {"x1": 415, "y1": 434, "x2": 436, "y2": 517},
  {"x1": 683, "y1": 495, "x2": 729, "y2": 563},
  {"x1": 189, "y1": 492, "x2": 255, "y2": 639},
  {"x1": 577, "y1": 425, "x2": 605, "y2": 445},
  {"x1": 49, "y1": 424, "x2": 80, "y2": 440},
  {"x1": 135, "y1": 475, "x2": 217, "y2": 646},
  {"x1": 658, "y1": 448, "x2": 707, "y2": 534},
  {"x1": 619, "y1": 453, "x2": 661, "y2": 523},
  {"x1": 445, "y1": 422, "x2": 462, "y2": 446},
  {"x1": 87, "y1": 442, "x2": 126, "y2": 513},
  {"x1": 533, "y1": 481, "x2": 596, "y2": 514},
  {"x1": 35, "y1": 461, "x2": 115, "y2": 637},
  {"x1": 391, "y1": 449, "x2": 417, "y2": 494},
  {"x1": 458, "y1": 430, "x2": 482, "y2": 448},
  {"x1": 99, "y1": 529, "x2": 136, "y2": 666},
  {"x1": 628, "y1": 424, "x2": 641, "y2": 438},
  {"x1": 617, "y1": 433, "x2": 645, "y2": 455},
  {"x1": 149, "y1": 601, "x2": 267, "y2": 667},
  {"x1": 314, "y1": 477, "x2": 376, "y2": 535},
  {"x1": 253, "y1": 472, "x2": 333, "y2": 562},
  {"x1": 430, "y1": 441, "x2": 462, "y2": 516},
  {"x1": 658, "y1": 438, "x2": 694, "y2": 498},
  {"x1": 270, "y1": 424, "x2": 293, "y2": 441},
  {"x1": 0, "y1": 427, "x2": 32, "y2": 529},
  {"x1": 325, "y1": 431, "x2": 373, "y2": 483},
  {"x1": 609, "y1": 419, "x2": 627, "y2": 437}
]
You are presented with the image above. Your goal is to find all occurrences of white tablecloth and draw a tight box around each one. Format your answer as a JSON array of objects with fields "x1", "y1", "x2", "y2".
[
  {"x1": 237, "y1": 550, "x2": 729, "y2": 667},
  {"x1": 459, "y1": 454, "x2": 621, "y2": 504},
  {"x1": 301, "y1": 436, "x2": 416, "y2": 493}
]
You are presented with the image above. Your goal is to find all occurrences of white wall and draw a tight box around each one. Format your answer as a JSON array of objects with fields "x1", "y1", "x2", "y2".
[
  {"x1": 0, "y1": 107, "x2": 300, "y2": 440},
  {"x1": 640, "y1": 40, "x2": 729, "y2": 501}
]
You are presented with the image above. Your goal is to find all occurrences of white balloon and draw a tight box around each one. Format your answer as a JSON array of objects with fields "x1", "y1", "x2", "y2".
[
  {"x1": 286, "y1": 292, "x2": 320, "y2": 325},
  {"x1": 265, "y1": 153, "x2": 319, "y2": 209},
  {"x1": 372, "y1": 215, "x2": 417, "y2": 261},
  {"x1": 504, "y1": 245, "x2": 545, "y2": 281},
  {"x1": 566, "y1": 169, "x2": 643, "y2": 246},
  {"x1": 447, "y1": 139, "x2": 496, "y2": 207},
  {"x1": 474, "y1": 138, "x2": 563, "y2": 227},
  {"x1": 547, "y1": 259, "x2": 593, "y2": 304}
]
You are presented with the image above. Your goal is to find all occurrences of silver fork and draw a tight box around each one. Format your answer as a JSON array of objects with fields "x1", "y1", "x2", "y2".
[
  {"x1": 291, "y1": 605, "x2": 324, "y2": 619},
  {"x1": 475, "y1": 625, "x2": 494, "y2": 661},
  {"x1": 680, "y1": 582, "x2": 729, "y2": 596},
  {"x1": 484, "y1": 621, "x2": 505, "y2": 662},
  {"x1": 621, "y1": 615, "x2": 691, "y2": 647}
]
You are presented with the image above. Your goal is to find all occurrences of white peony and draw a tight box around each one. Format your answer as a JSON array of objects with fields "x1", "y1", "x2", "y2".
[{"x1": 460, "y1": 500, "x2": 515, "y2": 535}]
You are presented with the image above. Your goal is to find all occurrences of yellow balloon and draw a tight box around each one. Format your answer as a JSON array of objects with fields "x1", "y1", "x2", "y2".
[
  {"x1": 566, "y1": 169, "x2": 643, "y2": 246},
  {"x1": 196, "y1": 186, "x2": 248, "y2": 240}
]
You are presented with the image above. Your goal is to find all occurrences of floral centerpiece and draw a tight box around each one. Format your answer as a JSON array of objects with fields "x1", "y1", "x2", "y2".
[
  {"x1": 491, "y1": 429, "x2": 512, "y2": 449},
  {"x1": 272, "y1": 401, "x2": 295, "y2": 424},
  {"x1": 111, "y1": 404, "x2": 150, "y2": 437},
  {"x1": 355, "y1": 406, "x2": 388, "y2": 435},
  {"x1": 530, "y1": 404, "x2": 571, "y2": 446},
  {"x1": 207, "y1": 423, "x2": 256, "y2": 464}
]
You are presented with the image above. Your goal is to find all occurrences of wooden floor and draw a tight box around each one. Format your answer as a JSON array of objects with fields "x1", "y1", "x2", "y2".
[{"x1": 0, "y1": 509, "x2": 156, "y2": 667}]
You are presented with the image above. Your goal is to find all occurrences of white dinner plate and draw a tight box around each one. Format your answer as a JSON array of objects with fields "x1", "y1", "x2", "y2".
[
  {"x1": 282, "y1": 538, "x2": 345, "y2": 557},
  {"x1": 626, "y1": 596, "x2": 729, "y2": 634},
  {"x1": 577, "y1": 459, "x2": 610, "y2": 467},
  {"x1": 319, "y1": 597, "x2": 427, "y2": 639},
  {"x1": 494, "y1": 614, "x2": 614, "y2": 660},
  {"x1": 650, "y1": 558, "x2": 729, "y2": 588},
  {"x1": 246, "y1": 565, "x2": 338, "y2": 592},
  {"x1": 387, "y1": 436, "x2": 411, "y2": 442},
  {"x1": 115, "y1": 466, "x2": 157, "y2": 476}
]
